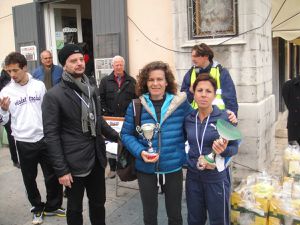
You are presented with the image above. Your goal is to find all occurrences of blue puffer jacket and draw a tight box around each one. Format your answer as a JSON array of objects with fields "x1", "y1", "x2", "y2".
[
  {"x1": 184, "y1": 106, "x2": 239, "y2": 183},
  {"x1": 32, "y1": 65, "x2": 63, "y2": 86},
  {"x1": 121, "y1": 92, "x2": 193, "y2": 174}
]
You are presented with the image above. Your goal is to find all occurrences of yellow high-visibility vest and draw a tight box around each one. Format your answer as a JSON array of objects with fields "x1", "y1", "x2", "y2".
[{"x1": 190, "y1": 66, "x2": 225, "y2": 110}]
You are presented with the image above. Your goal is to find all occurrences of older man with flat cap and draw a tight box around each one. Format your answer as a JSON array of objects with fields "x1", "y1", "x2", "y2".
[{"x1": 42, "y1": 44, "x2": 119, "y2": 225}]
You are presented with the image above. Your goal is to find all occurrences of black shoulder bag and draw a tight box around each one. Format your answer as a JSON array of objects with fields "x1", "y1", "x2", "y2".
[{"x1": 116, "y1": 99, "x2": 142, "y2": 182}]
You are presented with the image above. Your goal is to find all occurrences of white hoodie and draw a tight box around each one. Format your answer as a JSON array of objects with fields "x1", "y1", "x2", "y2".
[{"x1": 0, "y1": 74, "x2": 46, "y2": 142}]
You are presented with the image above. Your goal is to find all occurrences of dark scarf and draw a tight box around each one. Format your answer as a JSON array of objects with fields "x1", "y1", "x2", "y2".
[
  {"x1": 44, "y1": 67, "x2": 52, "y2": 90},
  {"x1": 62, "y1": 72, "x2": 96, "y2": 136}
]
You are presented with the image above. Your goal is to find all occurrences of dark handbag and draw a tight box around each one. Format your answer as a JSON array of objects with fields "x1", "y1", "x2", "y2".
[
  {"x1": 116, "y1": 99, "x2": 141, "y2": 182},
  {"x1": 116, "y1": 140, "x2": 137, "y2": 181}
]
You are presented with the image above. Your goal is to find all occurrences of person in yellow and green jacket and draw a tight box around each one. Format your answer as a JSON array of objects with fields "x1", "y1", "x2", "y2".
[{"x1": 181, "y1": 43, "x2": 238, "y2": 117}]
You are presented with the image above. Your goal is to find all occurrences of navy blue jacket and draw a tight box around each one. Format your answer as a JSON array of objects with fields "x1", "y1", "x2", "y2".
[
  {"x1": 180, "y1": 61, "x2": 238, "y2": 116},
  {"x1": 184, "y1": 106, "x2": 239, "y2": 183},
  {"x1": 121, "y1": 92, "x2": 193, "y2": 174},
  {"x1": 32, "y1": 65, "x2": 63, "y2": 86}
]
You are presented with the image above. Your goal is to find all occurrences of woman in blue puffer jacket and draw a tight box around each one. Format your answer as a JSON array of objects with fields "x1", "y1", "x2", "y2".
[{"x1": 121, "y1": 61, "x2": 192, "y2": 225}]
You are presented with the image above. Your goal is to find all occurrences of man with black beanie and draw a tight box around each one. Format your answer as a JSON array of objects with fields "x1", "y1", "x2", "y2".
[{"x1": 42, "y1": 44, "x2": 119, "y2": 225}]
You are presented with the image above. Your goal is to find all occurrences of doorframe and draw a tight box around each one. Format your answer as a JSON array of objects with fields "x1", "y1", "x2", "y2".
[{"x1": 44, "y1": 3, "x2": 83, "y2": 65}]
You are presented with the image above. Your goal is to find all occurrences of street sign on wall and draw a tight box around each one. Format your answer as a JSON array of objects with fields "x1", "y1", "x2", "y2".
[
  {"x1": 20, "y1": 45, "x2": 37, "y2": 61},
  {"x1": 94, "y1": 57, "x2": 113, "y2": 85}
]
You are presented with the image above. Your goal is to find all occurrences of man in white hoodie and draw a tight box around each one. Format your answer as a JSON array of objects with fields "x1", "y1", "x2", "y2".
[{"x1": 0, "y1": 52, "x2": 65, "y2": 225}]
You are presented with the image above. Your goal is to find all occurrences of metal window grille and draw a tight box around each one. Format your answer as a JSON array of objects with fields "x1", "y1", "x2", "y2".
[{"x1": 188, "y1": 0, "x2": 238, "y2": 39}]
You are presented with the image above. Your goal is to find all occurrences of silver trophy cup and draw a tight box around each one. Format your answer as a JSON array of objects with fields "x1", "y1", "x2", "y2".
[{"x1": 136, "y1": 123, "x2": 159, "y2": 158}]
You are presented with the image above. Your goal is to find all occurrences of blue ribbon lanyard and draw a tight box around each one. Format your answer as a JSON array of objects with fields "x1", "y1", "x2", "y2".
[{"x1": 195, "y1": 111, "x2": 210, "y2": 156}]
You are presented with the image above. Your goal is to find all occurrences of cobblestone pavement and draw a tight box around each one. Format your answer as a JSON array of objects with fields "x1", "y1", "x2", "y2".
[{"x1": 0, "y1": 146, "x2": 188, "y2": 225}]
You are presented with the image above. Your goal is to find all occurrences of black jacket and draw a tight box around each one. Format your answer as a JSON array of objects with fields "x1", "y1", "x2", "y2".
[
  {"x1": 282, "y1": 76, "x2": 300, "y2": 141},
  {"x1": 0, "y1": 69, "x2": 11, "y2": 91},
  {"x1": 42, "y1": 80, "x2": 119, "y2": 177},
  {"x1": 99, "y1": 72, "x2": 136, "y2": 117}
]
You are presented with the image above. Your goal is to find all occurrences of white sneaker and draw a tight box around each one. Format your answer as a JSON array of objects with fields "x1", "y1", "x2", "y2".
[
  {"x1": 32, "y1": 212, "x2": 43, "y2": 224},
  {"x1": 44, "y1": 208, "x2": 66, "y2": 217},
  {"x1": 108, "y1": 171, "x2": 116, "y2": 179}
]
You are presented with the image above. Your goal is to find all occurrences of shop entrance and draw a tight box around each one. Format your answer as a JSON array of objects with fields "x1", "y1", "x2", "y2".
[{"x1": 44, "y1": 1, "x2": 93, "y2": 66}]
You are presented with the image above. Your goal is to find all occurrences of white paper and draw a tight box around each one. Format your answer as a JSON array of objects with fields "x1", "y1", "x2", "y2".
[
  {"x1": 215, "y1": 155, "x2": 225, "y2": 172},
  {"x1": 106, "y1": 142, "x2": 118, "y2": 155},
  {"x1": 104, "y1": 117, "x2": 124, "y2": 155}
]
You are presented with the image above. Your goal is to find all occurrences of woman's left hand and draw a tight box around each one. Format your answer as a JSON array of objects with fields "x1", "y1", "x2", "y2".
[{"x1": 212, "y1": 138, "x2": 228, "y2": 155}]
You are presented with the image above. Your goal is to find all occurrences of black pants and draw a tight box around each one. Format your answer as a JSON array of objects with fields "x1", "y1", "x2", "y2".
[
  {"x1": 66, "y1": 161, "x2": 106, "y2": 225},
  {"x1": 16, "y1": 138, "x2": 63, "y2": 212},
  {"x1": 4, "y1": 119, "x2": 18, "y2": 163},
  {"x1": 108, "y1": 158, "x2": 116, "y2": 171},
  {"x1": 137, "y1": 170, "x2": 183, "y2": 225}
]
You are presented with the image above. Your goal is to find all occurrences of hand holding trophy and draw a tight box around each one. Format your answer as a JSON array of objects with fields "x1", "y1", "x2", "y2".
[
  {"x1": 197, "y1": 119, "x2": 242, "y2": 170},
  {"x1": 136, "y1": 123, "x2": 160, "y2": 161}
]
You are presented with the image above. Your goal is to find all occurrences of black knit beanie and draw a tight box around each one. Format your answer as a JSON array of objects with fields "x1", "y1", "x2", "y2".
[{"x1": 58, "y1": 44, "x2": 83, "y2": 66}]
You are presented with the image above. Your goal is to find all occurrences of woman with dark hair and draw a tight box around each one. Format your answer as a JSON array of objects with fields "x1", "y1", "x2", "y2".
[
  {"x1": 184, "y1": 74, "x2": 239, "y2": 225},
  {"x1": 121, "y1": 61, "x2": 192, "y2": 225}
]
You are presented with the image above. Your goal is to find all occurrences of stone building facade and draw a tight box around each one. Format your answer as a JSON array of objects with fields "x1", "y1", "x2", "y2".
[
  {"x1": 1, "y1": 0, "x2": 296, "y2": 181},
  {"x1": 172, "y1": 0, "x2": 275, "y2": 179}
]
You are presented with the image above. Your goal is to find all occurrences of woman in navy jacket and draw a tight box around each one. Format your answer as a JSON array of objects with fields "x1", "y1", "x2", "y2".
[
  {"x1": 184, "y1": 74, "x2": 239, "y2": 225},
  {"x1": 121, "y1": 61, "x2": 192, "y2": 225}
]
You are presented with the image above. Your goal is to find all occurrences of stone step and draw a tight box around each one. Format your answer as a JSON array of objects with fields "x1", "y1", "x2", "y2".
[{"x1": 275, "y1": 128, "x2": 288, "y2": 138}]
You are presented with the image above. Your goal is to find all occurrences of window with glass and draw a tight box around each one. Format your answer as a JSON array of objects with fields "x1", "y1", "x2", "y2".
[{"x1": 188, "y1": 0, "x2": 238, "y2": 39}]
